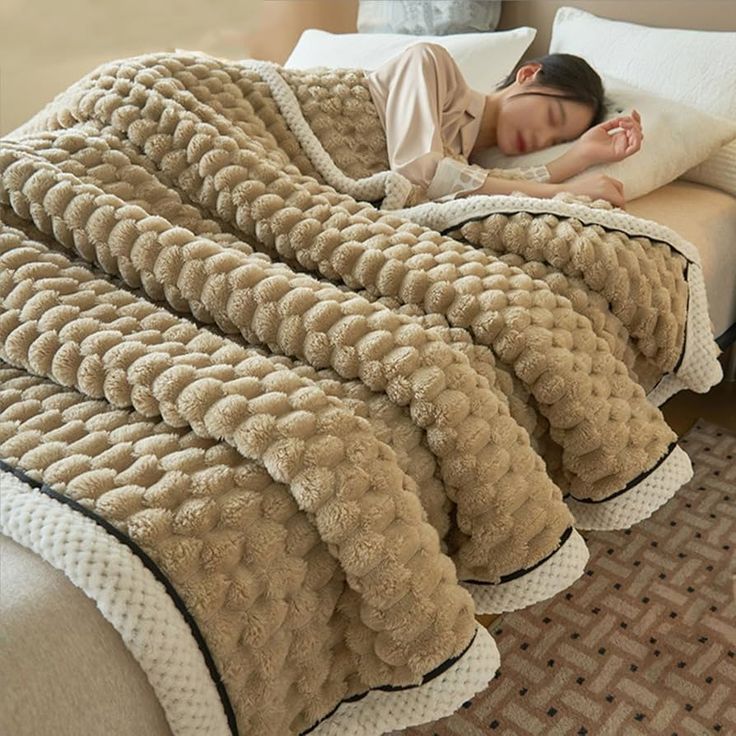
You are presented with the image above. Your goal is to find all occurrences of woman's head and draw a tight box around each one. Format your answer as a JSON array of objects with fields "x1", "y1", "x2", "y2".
[{"x1": 493, "y1": 53, "x2": 609, "y2": 156}]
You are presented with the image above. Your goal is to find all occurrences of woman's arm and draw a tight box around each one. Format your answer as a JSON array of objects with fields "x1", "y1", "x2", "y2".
[
  {"x1": 367, "y1": 43, "x2": 463, "y2": 192},
  {"x1": 427, "y1": 155, "x2": 625, "y2": 206},
  {"x1": 450, "y1": 112, "x2": 644, "y2": 205},
  {"x1": 543, "y1": 148, "x2": 591, "y2": 184},
  {"x1": 457, "y1": 170, "x2": 626, "y2": 208},
  {"x1": 456, "y1": 174, "x2": 561, "y2": 199}
]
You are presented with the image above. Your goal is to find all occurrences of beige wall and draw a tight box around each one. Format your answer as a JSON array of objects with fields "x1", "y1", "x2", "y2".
[
  {"x1": 245, "y1": 1, "x2": 359, "y2": 66},
  {"x1": 3, "y1": 0, "x2": 734, "y2": 135},
  {"x1": 0, "y1": 0, "x2": 361, "y2": 136},
  {"x1": 0, "y1": 0, "x2": 265, "y2": 135}
]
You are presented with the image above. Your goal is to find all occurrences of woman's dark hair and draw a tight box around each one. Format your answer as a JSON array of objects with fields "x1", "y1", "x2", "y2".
[{"x1": 496, "y1": 53, "x2": 611, "y2": 129}]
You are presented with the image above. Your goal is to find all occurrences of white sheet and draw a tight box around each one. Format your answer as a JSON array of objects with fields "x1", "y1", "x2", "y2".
[{"x1": 627, "y1": 180, "x2": 736, "y2": 342}]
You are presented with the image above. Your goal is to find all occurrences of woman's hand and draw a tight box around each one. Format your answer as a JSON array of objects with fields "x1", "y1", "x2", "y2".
[
  {"x1": 561, "y1": 173, "x2": 626, "y2": 208},
  {"x1": 571, "y1": 110, "x2": 643, "y2": 167}
]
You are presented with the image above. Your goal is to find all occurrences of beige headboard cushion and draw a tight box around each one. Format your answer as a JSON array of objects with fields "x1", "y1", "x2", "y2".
[{"x1": 251, "y1": 0, "x2": 735, "y2": 65}]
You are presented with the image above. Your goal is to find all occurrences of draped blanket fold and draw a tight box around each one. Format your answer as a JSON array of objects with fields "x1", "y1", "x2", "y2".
[{"x1": 0, "y1": 52, "x2": 722, "y2": 736}]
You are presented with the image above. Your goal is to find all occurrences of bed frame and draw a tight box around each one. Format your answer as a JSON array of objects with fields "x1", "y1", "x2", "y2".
[{"x1": 245, "y1": 0, "x2": 736, "y2": 65}]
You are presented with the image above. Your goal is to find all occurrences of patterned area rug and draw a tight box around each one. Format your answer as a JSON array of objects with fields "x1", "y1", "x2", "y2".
[{"x1": 394, "y1": 419, "x2": 736, "y2": 736}]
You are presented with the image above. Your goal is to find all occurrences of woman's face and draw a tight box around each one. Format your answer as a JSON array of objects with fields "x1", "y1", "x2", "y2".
[{"x1": 496, "y1": 70, "x2": 595, "y2": 156}]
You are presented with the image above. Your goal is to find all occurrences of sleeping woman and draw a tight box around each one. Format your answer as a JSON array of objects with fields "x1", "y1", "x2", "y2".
[{"x1": 366, "y1": 42, "x2": 643, "y2": 208}]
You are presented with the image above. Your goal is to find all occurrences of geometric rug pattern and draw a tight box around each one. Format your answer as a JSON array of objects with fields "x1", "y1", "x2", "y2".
[{"x1": 394, "y1": 419, "x2": 736, "y2": 736}]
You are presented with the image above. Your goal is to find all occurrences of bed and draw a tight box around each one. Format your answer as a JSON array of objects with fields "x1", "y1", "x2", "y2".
[{"x1": 1, "y1": 3, "x2": 734, "y2": 736}]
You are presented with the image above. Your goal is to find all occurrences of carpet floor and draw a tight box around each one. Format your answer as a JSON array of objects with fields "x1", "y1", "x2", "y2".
[{"x1": 394, "y1": 419, "x2": 736, "y2": 736}]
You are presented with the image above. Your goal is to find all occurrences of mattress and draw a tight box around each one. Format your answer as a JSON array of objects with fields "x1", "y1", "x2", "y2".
[
  {"x1": 626, "y1": 180, "x2": 736, "y2": 344},
  {"x1": 0, "y1": 535, "x2": 175, "y2": 736}
]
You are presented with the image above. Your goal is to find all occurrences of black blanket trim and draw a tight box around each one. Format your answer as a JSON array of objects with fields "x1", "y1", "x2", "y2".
[
  {"x1": 563, "y1": 439, "x2": 679, "y2": 505},
  {"x1": 300, "y1": 629, "x2": 479, "y2": 735},
  {"x1": 461, "y1": 526, "x2": 573, "y2": 586},
  {"x1": 716, "y1": 321, "x2": 736, "y2": 351}
]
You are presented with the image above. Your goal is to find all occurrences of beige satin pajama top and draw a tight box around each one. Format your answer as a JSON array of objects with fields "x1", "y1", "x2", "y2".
[{"x1": 366, "y1": 42, "x2": 551, "y2": 202}]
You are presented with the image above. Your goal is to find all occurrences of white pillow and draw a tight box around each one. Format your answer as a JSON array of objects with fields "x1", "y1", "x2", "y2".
[
  {"x1": 284, "y1": 27, "x2": 536, "y2": 92},
  {"x1": 469, "y1": 78, "x2": 736, "y2": 202},
  {"x1": 684, "y1": 143, "x2": 736, "y2": 197},
  {"x1": 549, "y1": 6, "x2": 736, "y2": 195}
]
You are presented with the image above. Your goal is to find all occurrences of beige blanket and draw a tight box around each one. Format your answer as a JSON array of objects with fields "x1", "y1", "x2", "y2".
[{"x1": 0, "y1": 52, "x2": 723, "y2": 736}]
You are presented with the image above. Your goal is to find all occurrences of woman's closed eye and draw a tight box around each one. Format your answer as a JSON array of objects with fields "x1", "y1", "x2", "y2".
[{"x1": 548, "y1": 105, "x2": 566, "y2": 145}]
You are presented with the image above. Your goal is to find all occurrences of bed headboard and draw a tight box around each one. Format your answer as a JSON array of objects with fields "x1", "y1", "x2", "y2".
[{"x1": 251, "y1": 0, "x2": 735, "y2": 65}]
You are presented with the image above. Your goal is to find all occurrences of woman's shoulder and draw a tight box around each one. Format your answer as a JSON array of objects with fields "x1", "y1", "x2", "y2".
[
  {"x1": 397, "y1": 42, "x2": 463, "y2": 79},
  {"x1": 401, "y1": 41, "x2": 454, "y2": 63},
  {"x1": 370, "y1": 40, "x2": 465, "y2": 93}
]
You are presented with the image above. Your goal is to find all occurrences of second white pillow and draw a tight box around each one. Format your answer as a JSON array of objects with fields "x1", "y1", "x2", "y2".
[
  {"x1": 284, "y1": 27, "x2": 536, "y2": 93},
  {"x1": 548, "y1": 6, "x2": 736, "y2": 196},
  {"x1": 470, "y1": 78, "x2": 736, "y2": 202}
]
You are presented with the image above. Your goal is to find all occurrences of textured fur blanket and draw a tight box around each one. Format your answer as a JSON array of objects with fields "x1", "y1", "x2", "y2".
[{"x1": 0, "y1": 52, "x2": 723, "y2": 736}]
